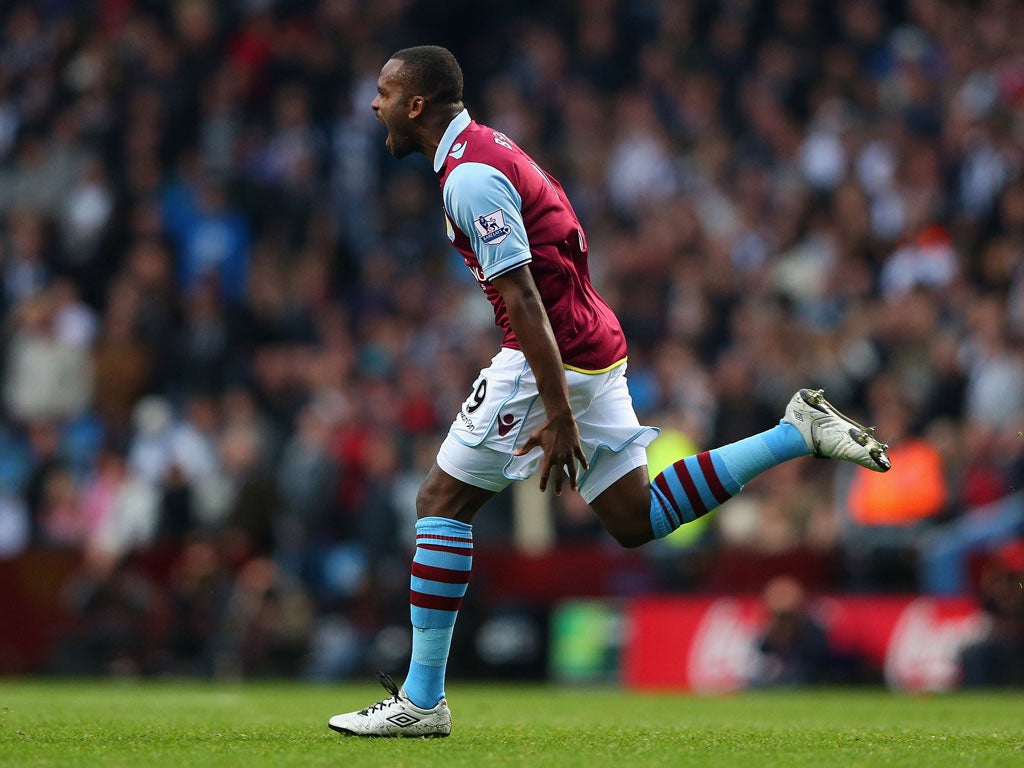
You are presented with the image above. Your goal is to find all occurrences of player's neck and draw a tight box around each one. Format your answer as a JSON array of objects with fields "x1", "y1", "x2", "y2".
[{"x1": 419, "y1": 105, "x2": 464, "y2": 159}]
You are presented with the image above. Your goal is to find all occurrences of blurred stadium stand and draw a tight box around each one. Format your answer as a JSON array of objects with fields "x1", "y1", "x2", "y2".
[{"x1": 0, "y1": 0, "x2": 1023, "y2": 684}]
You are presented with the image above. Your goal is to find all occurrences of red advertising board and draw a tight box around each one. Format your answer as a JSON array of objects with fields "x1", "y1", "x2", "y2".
[{"x1": 623, "y1": 596, "x2": 985, "y2": 692}]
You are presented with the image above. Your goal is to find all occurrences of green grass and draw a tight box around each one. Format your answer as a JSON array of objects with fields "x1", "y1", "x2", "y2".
[{"x1": 0, "y1": 681, "x2": 1022, "y2": 768}]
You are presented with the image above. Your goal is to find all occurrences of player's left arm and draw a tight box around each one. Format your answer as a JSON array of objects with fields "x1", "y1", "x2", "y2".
[
  {"x1": 444, "y1": 162, "x2": 588, "y2": 494},
  {"x1": 492, "y1": 265, "x2": 588, "y2": 495}
]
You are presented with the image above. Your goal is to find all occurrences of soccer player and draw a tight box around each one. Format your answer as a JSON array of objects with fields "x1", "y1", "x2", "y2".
[{"x1": 328, "y1": 46, "x2": 891, "y2": 738}]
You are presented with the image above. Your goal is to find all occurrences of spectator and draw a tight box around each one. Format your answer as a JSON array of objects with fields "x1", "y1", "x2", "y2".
[
  {"x1": 92, "y1": 280, "x2": 152, "y2": 434},
  {"x1": 3, "y1": 291, "x2": 94, "y2": 423},
  {"x1": 276, "y1": 395, "x2": 343, "y2": 583},
  {"x1": 84, "y1": 446, "x2": 160, "y2": 563},
  {"x1": 21, "y1": 418, "x2": 67, "y2": 542},
  {"x1": 750, "y1": 576, "x2": 832, "y2": 687},
  {"x1": 218, "y1": 420, "x2": 281, "y2": 560},
  {"x1": 840, "y1": 393, "x2": 948, "y2": 590},
  {"x1": 3, "y1": 209, "x2": 50, "y2": 308},
  {"x1": 217, "y1": 557, "x2": 313, "y2": 678},
  {"x1": 167, "y1": 538, "x2": 231, "y2": 677},
  {"x1": 166, "y1": 177, "x2": 250, "y2": 304},
  {"x1": 58, "y1": 155, "x2": 114, "y2": 272},
  {"x1": 958, "y1": 540, "x2": 1024, "y2": 687}
]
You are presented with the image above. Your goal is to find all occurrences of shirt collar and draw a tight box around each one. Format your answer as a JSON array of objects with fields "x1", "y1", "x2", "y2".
[{"x1": 433, "y1": 109, "x2": 472, "y2": 173}]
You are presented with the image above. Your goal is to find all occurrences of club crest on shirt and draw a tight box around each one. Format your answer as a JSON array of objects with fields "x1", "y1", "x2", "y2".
[{"x1": 474, "y1": 209, "x2": 512, "y2": 245}]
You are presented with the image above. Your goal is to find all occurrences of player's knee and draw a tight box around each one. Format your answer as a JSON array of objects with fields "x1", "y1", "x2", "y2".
[
  {"x1": 609, "y1": 527, "x2": 653, "y2": 549},
  {"x1": 605, "y1": 509, "x2": 655, "y2": 549},
  {"x1": 591, "y1": 478, "x2": 656, "y2": 548}
]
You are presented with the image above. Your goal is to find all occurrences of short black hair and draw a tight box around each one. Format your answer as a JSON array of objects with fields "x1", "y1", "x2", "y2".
[{"x1": 390, "y1": 45, "x2": 464, "y2": 107}]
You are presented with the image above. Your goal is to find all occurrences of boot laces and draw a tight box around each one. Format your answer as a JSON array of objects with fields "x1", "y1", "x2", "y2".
[{"x1": 359, "y1": 671, "x2": 402, "y2": 715}]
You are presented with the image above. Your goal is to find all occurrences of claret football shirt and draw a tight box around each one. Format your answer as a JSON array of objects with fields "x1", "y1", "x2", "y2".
[{"x1": 435, "y1": 110, "x2": 627, "y2": 373}]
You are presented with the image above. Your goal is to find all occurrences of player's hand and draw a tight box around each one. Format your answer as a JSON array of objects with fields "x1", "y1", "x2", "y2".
[{"x1": 513, "y1": 411, "x2": 589, "y2": 495}]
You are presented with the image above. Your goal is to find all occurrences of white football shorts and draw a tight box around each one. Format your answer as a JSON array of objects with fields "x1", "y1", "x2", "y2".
[{"x1": 436, "y1": 348, "x2": 659, "y2": 503}]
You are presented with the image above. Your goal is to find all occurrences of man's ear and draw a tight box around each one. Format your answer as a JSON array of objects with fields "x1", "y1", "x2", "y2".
[{"x1": 407, "y1": 95, "x2": 425, "y2": 118}]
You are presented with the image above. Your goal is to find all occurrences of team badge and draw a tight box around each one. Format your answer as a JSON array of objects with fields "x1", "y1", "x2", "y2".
[
  {"x1": 474, "y1": 209, "x2": 512, "y2": 245},
  {"x1": 445, "y1": 214, "x2": 455, "y2": 242}
]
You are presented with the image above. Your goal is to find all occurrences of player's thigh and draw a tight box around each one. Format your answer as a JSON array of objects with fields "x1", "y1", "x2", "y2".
[
  {"x1": 431, "y1": 427, "x2": 513, "y2": 523},
  {"x1": 572, "y1": 364, "x2": 657, "y2": 506},
  {"x1": 571, "y1": 365, "x2": 658, "y2": 547}
]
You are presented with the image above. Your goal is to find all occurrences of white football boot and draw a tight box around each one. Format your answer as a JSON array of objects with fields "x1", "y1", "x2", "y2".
[
  {"x1": 785, "y1": 388, "x2": 891, "y2": 472},
  {"x1": 328, "y1": 672, "x2": 452, "y2": 738}
]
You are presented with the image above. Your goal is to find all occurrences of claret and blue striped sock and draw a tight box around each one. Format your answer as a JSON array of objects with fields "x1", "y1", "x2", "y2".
[
  {"x1": 403, "y1": 516, "x2": 473, "y2": 709},
  {"x1": 649, "y1": 421, "x2": 810, "y2": 539}
]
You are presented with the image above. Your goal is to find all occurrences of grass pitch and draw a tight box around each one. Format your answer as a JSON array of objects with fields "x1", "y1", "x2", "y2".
[{"x1": 0, "y1": 681, "x2": 1022, "y2": 767}]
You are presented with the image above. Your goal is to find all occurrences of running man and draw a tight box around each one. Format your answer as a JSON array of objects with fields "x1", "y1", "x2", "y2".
[{"x1": 328, "y1": 45, "x2": 890, "y2": 738}]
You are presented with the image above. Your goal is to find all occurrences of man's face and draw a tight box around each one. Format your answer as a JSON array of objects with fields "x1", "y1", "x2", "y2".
[{"x1": 371, "y1": 59, "x2": 417, "y2": 159}]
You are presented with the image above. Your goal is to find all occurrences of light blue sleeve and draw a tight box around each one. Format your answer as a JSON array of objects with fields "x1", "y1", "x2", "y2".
[{"x1": 443, "y1": 162, "x2": 533, "y2": 280}]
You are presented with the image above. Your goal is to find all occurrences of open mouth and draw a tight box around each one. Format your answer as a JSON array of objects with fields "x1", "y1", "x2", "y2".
[{"x1": 375, "y1": 115, "x2": 390, "y2": 148}]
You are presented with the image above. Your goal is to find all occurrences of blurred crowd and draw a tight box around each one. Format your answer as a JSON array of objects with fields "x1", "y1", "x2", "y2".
[{"x1": 1, "y1": 0, "x2": 1024, "y2": 679}]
